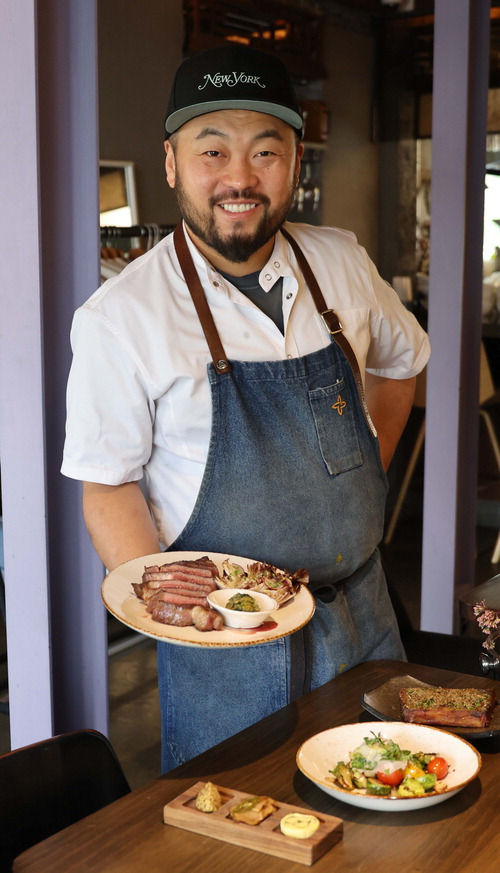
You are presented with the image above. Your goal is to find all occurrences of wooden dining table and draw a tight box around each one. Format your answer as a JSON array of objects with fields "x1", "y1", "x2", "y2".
[{"x1": 13, "y1": 659, "x2": 500, "y2": 873}]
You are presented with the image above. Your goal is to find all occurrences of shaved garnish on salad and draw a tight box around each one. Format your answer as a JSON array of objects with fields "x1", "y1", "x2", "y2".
[
  {"x1": 328, "y1": 732, "x2": 449, "y2": 798},
  {"x1": 216, "y1": 560, "x2": 309, "y2": 605}
]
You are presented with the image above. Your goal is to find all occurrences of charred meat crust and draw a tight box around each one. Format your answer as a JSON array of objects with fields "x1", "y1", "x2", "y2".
[{"x1": 399, "y1": 686, "x2": 497, "y2": 728}]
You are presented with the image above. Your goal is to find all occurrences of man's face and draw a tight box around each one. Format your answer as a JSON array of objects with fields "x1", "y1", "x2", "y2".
[{"x1": 165, "y1": 110, "x2": 303, "y2": 270}]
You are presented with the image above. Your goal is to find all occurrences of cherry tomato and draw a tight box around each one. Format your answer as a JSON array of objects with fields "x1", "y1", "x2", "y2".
[
  {"x1": 375, "y1": 768, "x2": 405, "y2": 787},
  {"x1": 427, "y1": 756, "x2": 449, "y2": 780}
]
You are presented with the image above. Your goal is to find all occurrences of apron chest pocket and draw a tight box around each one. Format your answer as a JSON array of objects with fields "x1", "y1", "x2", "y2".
[{"x1": 309, "y1": 380, "x2": 363, "y2": 475}]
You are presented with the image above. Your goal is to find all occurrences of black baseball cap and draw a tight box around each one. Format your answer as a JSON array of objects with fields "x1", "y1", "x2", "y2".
[{"x1": 165, "y1": 44, "x2": 303, "y2": 138}]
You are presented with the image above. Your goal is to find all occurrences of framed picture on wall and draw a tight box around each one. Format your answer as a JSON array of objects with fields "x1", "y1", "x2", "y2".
[{"x1": 99, "y1": 160, "x2": 138, "y2": 227}]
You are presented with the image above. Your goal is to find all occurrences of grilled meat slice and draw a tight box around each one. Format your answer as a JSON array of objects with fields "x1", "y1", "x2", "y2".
[
  {"x1": 146, "y1": 601, "x2": 194, "y2": 626},
  {"x1": 399, "y1": 686, "x2": 497, "y2": 728}
]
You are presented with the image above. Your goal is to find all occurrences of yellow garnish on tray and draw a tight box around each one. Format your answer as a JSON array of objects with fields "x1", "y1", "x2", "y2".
[
  {"x1": 280, "y1": 813, "x2": 320, "y2": 839},
  {"x1": 194, "y1": 782, "x2": 222, "y2": 812}
]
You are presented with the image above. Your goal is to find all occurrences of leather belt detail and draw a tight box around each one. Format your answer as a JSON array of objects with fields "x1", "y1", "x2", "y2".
[{"x1": 320, "y1": 310, "x2": 343, "y2": 335}]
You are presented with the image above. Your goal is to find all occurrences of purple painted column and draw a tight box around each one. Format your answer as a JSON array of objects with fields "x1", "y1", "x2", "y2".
[
  {"x1": 0, "y1": 0, "x2": 108, "y2": 748},
  {"x1": 37, "y1": 0, "x2": 109, "y2": 736},
  {"x1": 421, "y1": 0, "x2": 490, "y2": 632},
  {"x1": 0, "y1": 0, "x2": 53, "y2": 744}
]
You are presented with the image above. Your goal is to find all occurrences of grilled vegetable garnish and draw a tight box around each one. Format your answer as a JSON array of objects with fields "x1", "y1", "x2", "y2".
[{"x1": 217, "y1": 560, "x2": 308, "y2": 604}]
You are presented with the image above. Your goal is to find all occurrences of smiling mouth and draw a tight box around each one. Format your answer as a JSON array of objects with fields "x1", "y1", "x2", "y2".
[{"x1": 219, "y1": 203, "x2": 258, "y2": 213}]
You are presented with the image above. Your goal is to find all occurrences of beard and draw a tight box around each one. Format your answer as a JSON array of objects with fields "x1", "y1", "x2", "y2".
[{"x1": 174, "y1": 176, "x2": 297, "y2": 264}]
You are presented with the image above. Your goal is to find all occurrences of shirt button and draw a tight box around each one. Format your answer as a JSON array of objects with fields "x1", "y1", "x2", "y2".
[
  {"x1": 264, "y1": 273, "x2": 272, "y2": 281},
  {"x1": 213, "y1": 281, "x2": 219, "y2": 287},
  {"x1": 274, "y1": 261, "x2": 280, "y2": 268},
  {"x1": 286, "y1": 292, "x2": 293, "y2": 300}
]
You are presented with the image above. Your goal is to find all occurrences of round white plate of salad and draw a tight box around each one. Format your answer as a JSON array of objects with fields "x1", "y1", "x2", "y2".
[{"x1": 296, "y1": 721, "x2": 481, "y2": 812}]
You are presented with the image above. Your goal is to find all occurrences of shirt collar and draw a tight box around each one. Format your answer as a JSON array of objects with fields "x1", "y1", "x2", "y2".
[
  {"x1": 258, "y1": 228, "x2": 297, "y2": 290},
  {"x1": 180, "y1": 220, "x2": 298, "y2": 295}
]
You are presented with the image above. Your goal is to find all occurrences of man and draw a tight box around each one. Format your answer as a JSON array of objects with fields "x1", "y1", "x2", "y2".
[{"x1": 62, "y1": 45, "x2": 430, "y2": 771}]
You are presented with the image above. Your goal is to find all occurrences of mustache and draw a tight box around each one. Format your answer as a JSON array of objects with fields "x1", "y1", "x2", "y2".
[{"x1": 210, "y1": 190, "x2": 271, "y2": 207}]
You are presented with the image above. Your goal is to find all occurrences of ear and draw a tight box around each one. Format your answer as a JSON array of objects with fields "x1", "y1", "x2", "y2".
[
  {"x1": 295, "y1": 141, "x2": 305, "y2": 182},
  {"x1": 164, "y1": 140, "x2": 176, "y2": 188}
]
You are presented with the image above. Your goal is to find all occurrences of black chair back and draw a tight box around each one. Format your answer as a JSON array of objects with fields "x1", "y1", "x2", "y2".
[{"x1": 0, "y1": 728, "x2": 131, "y2": 871}]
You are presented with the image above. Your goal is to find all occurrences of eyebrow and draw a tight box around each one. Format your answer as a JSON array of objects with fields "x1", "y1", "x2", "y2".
[
  {"x1": 195, "y1": 127, "x2": 228, "y2": 140},
  {"x1": 194, "y1": 127, "x2": 286, "y2": 143},
  {"x1": 254, "y1": 128, "x2": 286, "y2": 143}
]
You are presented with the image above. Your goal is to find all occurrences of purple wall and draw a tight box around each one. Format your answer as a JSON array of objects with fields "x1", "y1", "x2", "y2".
[
  {"x1": 0, "y1": 0, "x2": 108, "y2": 749},
  {"x1": 421, "y1": 0, "x2": 491, "y2": 632},
  {"x1": 0, "y1": 0, "x2": 53, "y2": 744}
]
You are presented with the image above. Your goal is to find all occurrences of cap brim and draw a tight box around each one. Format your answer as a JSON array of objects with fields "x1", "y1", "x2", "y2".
[{"x1": 165, "y1": 100, "x2": 303, "y2": 136}]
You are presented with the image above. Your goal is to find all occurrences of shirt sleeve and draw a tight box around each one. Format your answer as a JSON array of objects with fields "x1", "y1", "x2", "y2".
[
  {"x1": 61, "y1": 306, "x2": 155, "y2": 484},
  {"x1": 364, "y1": 256, "x2": 430, "y2": 379}
]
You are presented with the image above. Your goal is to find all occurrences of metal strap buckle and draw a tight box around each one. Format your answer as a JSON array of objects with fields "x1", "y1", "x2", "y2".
[{"x1": 321, "y1": 310, "x2": 343, "y2": 335}]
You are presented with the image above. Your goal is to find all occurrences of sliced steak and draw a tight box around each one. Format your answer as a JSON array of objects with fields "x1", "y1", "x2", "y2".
[
  {"x1": 146, "y1": 601, "x2": 194, "y2": 626},
  {"x1": 149, "y1": 591, "x2": 209, "y2": 608},
  {"x1": 134, "y1": 556, "x2": 223, "y2": 631}
]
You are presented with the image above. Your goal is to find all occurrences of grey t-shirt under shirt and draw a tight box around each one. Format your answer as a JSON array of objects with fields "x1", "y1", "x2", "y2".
[{"x1": 219, "y1": 269, "x2": 284, "y2": 334}]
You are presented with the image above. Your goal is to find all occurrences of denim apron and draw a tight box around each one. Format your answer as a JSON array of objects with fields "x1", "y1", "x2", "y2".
[{"x1": 158, "y1": 225, "x2": 405, "y2": 771}]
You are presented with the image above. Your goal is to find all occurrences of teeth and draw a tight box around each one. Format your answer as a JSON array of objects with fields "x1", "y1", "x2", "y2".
[{"x1": 220, "y1": 203, "x2": 256, "y2": 213}]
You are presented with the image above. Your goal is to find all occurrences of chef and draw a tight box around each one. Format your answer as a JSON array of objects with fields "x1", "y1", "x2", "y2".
[{"x1": 62, "y1": 44, "x2": 430, "y2": 771}]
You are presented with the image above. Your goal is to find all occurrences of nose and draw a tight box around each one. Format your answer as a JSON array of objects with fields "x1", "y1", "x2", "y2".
[{"x1": 221, "y1": 154, "x2": 258, "y2": 191}]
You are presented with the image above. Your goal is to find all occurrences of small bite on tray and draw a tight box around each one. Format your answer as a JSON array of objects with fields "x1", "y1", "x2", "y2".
[
  {"x1": 399, "y1": 686, "x2": 497, "y2": 728},
  {"x1": 195, "y1": 782, "x2": 223, "y2": 812},
  {"x1": 228, "y1": 795, "x2": 278, "y2": 825}
]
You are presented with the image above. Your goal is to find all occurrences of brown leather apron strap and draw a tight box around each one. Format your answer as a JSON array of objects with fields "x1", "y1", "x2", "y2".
[
  {"x1": 173, "y1": 224, "x2": 232, "y2": 374},
  {"x1": 280, "y1": 226, "x2": 376, "y2": 436}
]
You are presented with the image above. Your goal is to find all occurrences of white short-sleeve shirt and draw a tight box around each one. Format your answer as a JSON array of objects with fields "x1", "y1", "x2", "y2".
[{"x1": 62, "y1": 222, "x2": 430, "y2": 547}]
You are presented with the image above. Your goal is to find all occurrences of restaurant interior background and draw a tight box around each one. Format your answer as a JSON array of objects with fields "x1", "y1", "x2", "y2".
[{"x1": 1, "y1": 0, "x2": 500, "y2": 787}]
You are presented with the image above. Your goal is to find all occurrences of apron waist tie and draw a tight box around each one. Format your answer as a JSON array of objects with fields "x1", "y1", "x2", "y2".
[
  {"x1": 312, "y1": 584, "x2": 341, "y2": 604},
  {"x1": 309, "y1": 561, "x2": 368, "y2": 602}
]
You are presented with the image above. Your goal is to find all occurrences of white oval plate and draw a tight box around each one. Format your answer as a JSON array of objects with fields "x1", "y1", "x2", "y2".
[
  {"x1": 101, "y1": 551, "x2": 315, "y2": 648},
  {"x1": 296, "y1": 721, "x2": 481, "y2": 812}
]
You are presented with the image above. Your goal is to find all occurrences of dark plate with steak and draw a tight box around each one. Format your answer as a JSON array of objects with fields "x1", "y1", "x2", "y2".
[
  {"x1": 361, "y1": 674, "x2": 500, "y2": 739},
  {"x1": 101, "y1": 551, "x2": 315, "y2": 648}
]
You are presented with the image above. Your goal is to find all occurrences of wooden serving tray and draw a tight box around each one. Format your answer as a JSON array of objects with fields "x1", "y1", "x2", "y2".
[{"x1": 163, "y1": 782, "x2": 343, "y2": 866}]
